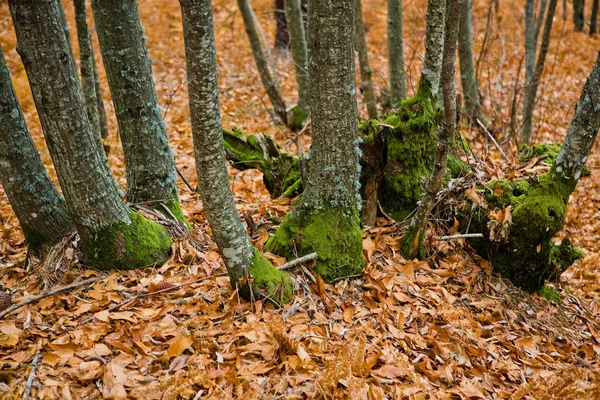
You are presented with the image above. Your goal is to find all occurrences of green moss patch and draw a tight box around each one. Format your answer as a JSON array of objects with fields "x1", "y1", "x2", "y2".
[
  {"x1": 265, "y1": 206, "x2": 364, "y2": 282},
  {"x1": 539, "y1": 285, "x2": 563, "y2": 303},
  {"x1": 247, "y1": 247, "x2": 293, "y2": 305},
  {"x1": 85, "y1": 210, "x2": 172, "y2": 270}
]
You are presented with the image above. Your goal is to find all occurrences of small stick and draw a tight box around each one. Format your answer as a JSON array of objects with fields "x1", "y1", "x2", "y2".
[
  {"x1": 0, "y1": 277, "x2": 103, "y2": 320},
  {"x1": 22, "y1": 352, "x2": 42, "y2": 400},
  {"x1": 277, "y1": 253, "x2": 318, "y2": 270},
  {"x1": 176, "y1": 166, "x2": 195, "y2": 192},
  {"x1": 477, "y1": 118, "x2": 509, "y2": 161},
  {"x1": 435, "y1": 233, "x2": 483, "y2": 240}
]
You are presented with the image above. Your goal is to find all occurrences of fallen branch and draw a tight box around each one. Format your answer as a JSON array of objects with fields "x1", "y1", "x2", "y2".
[
  {"x1": 435, "y1": 233, "x2": 484, "y2": 240},
  {"x1": 22, "y1": 351, "x2": 42, "y2": 400},
  {"x1": 0, "y1": 277, "x2": 103, "y2": 320},
  {"x1": 477, "y1": 118, "x2": 509, "y2": 161},
  {"x1": 277, "y1": 253, "x2": 318, "y2": 270}
]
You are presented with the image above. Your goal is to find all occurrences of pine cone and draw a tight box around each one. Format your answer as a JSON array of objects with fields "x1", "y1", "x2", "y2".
[{"x1": 0, "y1": 291, "x2": 12, "y2": 312}]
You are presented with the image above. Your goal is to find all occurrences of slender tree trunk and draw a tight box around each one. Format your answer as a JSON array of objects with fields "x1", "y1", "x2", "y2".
[
  {"x1": 91, "y1": 45, "x2": 109, "y2": 140},
  {"x1": 421, "y1": 0, "x2": 446, "y2": 95},
  {"x1": 521, "y1": 0, "x2": 558, "y2": 145},
  {"x1": 355, "y1": 0, "x2": 378, "y2": 119},
  {"x1": 237, "y1": 0, "x2": 289, "y2": 126},
  {"x1": 402, "y1": 0, "x2": 462, "y2": 259},
  {"x1": 179, "y1": 0, "x2": 292, "y2": 304},
  {"x1": 266, "y1": 0, "x2": 364, "y2": 282},
  {"x1": 284, "y1": 0, "x2": 310, "y2": 125},
  {"x1": 56, "y1": 0, "x2": 75, "y2": 63},
  {"x1": 525, "y1": 0, "x2": 537, "y2": 97},
  {"x1": 274, "y1": 0, "x2": 289, "y2": 49},
  {"x1": 9, "y1": 0, "x2": 172, "y2": 270},
  {"x1": 73, "y1": 0, "x2": 121, "y2": 196},
  {"x1": 0, "y1": 44, "x2": 74, "y2": 249},
  {"x1": 458, "y1": 0, "x2": 483, "y2": 121},
  {"x1": 388, "y1": 0, "x2": 407, "y2": 108},
  {"x1": 91, "y1": 0, "x2": 186, "y2": 224},
  {"x1": 574, "y1": 0, "x2": 585, "y2": 31},
  {"x1": 591, "y1": 0, "x2": 599, "y2": 34}
]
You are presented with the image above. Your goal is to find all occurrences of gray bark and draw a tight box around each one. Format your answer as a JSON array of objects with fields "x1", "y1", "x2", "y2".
[
  {"x1": 56, "y1": 0, "x2": 75, "y2": 63},
  {"x1": 0, "y1": 43, "x2": 74, "y2": 247},
  {"x1": 8, "y1": 0, "x2": 130, "y2": 235},
  {"x1": 91, "y1": 0, "x2": 181, "y2": 210},
  {"x1": 458, "y1": 0, "x2": 482, "y2": 120},
  {"x1": 554, "y1": 51, "x2": 600, "y2": 180},
  {"x1": 91, "y1": 45, "x2": 109, "y2": 140},
  {"x1": 355, "y1": 0, "x2": 378, "y2": 119},
  {"x1": 179, "y1": 0, "x2": 253, "y2": 283},
  {"x1": 403, "y1": 0, "x2": 462, "y2": 259},
  {"x1": 274, "y1": 0, "x2": 289, "y2": 49},
  {"x1": 525, "y1": 0, "x2": 536, "y2": 92},
  {"x1": 574, "y1": 0, "x2": 585, "y2": 31},
  {"x1": 521, "y1": 0, "x2": 557, "y2": 144},
  {"x1": 237, "y1": 0, "x2": 289, "y2": 125},
  {"x1": 422, "y1": 0, "x2": 446, "y2": 95},
  {"x1": 284, "y1": 0, "x2": 309, "y2": 117},
  {"x1": 591, "y1": 0, "x2": 598, "y2": 34},
  {"x1": 388, "y1": 0, "x2": 407, "y2": 108}
]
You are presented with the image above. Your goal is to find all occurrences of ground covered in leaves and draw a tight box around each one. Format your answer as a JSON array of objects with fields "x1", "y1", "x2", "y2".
[{"x1": 1, "y1": 0, "x2": 600, "y2": 398}]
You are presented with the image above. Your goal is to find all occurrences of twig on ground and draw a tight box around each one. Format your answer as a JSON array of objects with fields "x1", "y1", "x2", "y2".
[
  {"x1": 0, "y1": 277, "x2": 103, "y2": 320},
  {"x1": 435, "y1": 233, "x2": 484, "y2": 240},
  {"x1": 22, "y1": 351, "x2": 42, "y2": 400},
  {"x1": 176, "y1": 166, "x2": 195, "y2": 192},
  {"x1": 477, "y1": 118, "x2": 509, "y2": 161},
  {"x1": 277, "y1": 253, "x2": 318, "y2": 270}
]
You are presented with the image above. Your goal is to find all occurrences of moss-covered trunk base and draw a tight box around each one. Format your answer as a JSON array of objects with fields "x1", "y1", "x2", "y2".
[
  {"x1": 83, "y1": 211, "x2": 173, "y2": 270},
  {"x1": 265, "y1": 206, "x2": 364, "y2": 282},
  {"x1": 238, "y1": 248, "x2": 293, "y2": 305}
]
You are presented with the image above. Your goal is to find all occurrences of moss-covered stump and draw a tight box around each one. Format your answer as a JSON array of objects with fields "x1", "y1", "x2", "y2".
[
  {"x1": 465, "y1": 172, "x2": 583, "y2": 292},
  {"x1": 238, "y1": 248, "x2": 293, "y2": 305},
  {"x1": 265, "y1": 206, "x2": 364, "y2": 282},
  {"x1": 83, "y1": 211, "x2": 173, "y2": 270},
  {"x1": 223, "y1": 128, "x2": 302, "y2": 198}
]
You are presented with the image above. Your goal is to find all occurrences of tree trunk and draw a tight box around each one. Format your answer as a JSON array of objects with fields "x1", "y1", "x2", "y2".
[
  {"x1": 274, "y1": 0, "x2": 289, "y2": 49},
  {"x1": 458, "y1": 0, "x2": 483, "y2": 122},
  {"x1": 574, "y1": 0, "x2": 585, "y2": 31},
  {"x1": 179, "y1": 0, "x2": 292, "y2": 304},
  {"x1": 388, "y1": 0, "x2": 407, "y2": 108},
  {"x1": 521, "y1": 0, "x2": 557, "y2": 145},
  {"x1": 91, "y1": 45, "x2": 109, "y2": 140},
  {"x1": 422, "y1": 0, "x2": 446, "y2": 95},
  {"x1": 56, "y1": 0, "x2": 75, "y2": 63},
  {"x1": 73, "y1": 0, "x2": 121, "y2": 196},
  {"x1": 402, "y1": 0, "x2": 462, "y2": 259},
  {"x1": 9, "y1": 0, "x2": 172, "y2": 270},
  {"x1": 355, "y1": 0, "x2": 379, "y2": 120},
  {"x1": 0, "y1": 44, "x2": 74, "y2": 250},
  {"x1": 266, "y1": 0, "x2": 364, "y2": 282},
  {"x1": 91, "y1": 0, "x2": 186, "y2": 224},
  {"x1": 591, "y1": 0, "x2": 599, "y2": 34},
  {"x1": 284, "y1": 0, "x2": 310, "y2": 126},
  {"x1": 237, "y1": 0, "x2": 289, "y2": 126}
]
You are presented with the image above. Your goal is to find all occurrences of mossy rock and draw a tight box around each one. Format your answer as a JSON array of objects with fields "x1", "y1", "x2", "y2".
[
  {"x1": 265, "y1": 206, "x2": 364, "y2": 282},
  {"x1": 84, "y1": 210, "x2": 172, "y2": 270}
]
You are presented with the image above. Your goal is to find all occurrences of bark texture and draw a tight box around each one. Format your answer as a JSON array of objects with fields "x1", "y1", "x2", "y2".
[
  {"x1": 591, "y1": 0, "x2": 598, "y2": 34},
  {"x1": 0, "y1": 44, "x2": 74, "y2": 249},
  {"x1": 402, "y1": 0, "x2": 462, "y2": 259},
  {"x1": 422, "y1": 0, "x2": 446, "y2": 95},
  {"x1": 284, "y1": 0, "x2": 310, "y2": 123},
  {"x1": 237, "y1": 0, "x2": 289, "y2": 125},
  {"x1": 9, "y1": 0, "x2": 171, "y2": 270},
  {"x1": 458, "y1": 0, "x2": 482, "y2": 121},
  {"x1": 91, "y1": 0, "x2": 184, "y2": 222},
  {"x1": 92, "y1": 46, "x2": 109, "y2": 140},
  {"x1": 274, "y1": 0, "x2": 289, "y2": 49},
  {"x1": 266, "y1": 0, "x2": 364, "y2": 282},
  {"x1": 574, "y1": 0, "x2": 585, "y2": 31},
  {"x1": 388, "y1": 0, "x2": 407, "y2": 108},
  {"x1": 180, "y1": 0, "x2": 292, "y2": 304},
  {"x1": 355, "y1": 0, "x2": 379, "y2": 119}
]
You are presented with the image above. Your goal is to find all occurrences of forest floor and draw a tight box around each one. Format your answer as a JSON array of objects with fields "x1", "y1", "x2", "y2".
[{"x1": 1, "y1": 0, "x2": 600, "y2": 398}]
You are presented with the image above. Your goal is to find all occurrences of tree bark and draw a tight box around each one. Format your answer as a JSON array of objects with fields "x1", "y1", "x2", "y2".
[
  {"x1": 274, "y1": 0, "x2": 289, "y2": 49},
  {"x1": 591, "y1": 0, "x2": 599, "y2": 34},
  {"x1": 402, "y1": 0, "x2": 462, "y2": 259},
  {"x1": 179, "y1": 0, "x2": 292, "y2": 304},
  {"x1": 56, "y1": 0, "x2": 75, "y2": 63},
  {"x1": 266, "y1": 0, "x2": 364, "y2": 282},
  {"x1": 355, "y1": 0, "x2": 379, "y2": 120},
  {"x1": 9, "y1": 0, "x2": 172, "y2": 270},
  {"x1": 521, "y1": 0, "x2": 557, "y2": 145},
  {"x1": 237, "y1": 0, "x2": 289, "y2": 126},
  {"x1": 458, "y1": 0, "x2": 483, "y2": 122},
  {"x1": 0, "y1": 44, "x2": 74, "y2": 249},
  {"x1": 91, "y1": 45, "x2": 109, "y2": 140},
  {"x1": 388, "y1": 0, "x2": 407, "y2": 108},
  {"x1": 574, "y1": 0, "x2": 585, "y2": 31},
  {"x1": 91, "y1": 0, "x2": 186, "y2": 224},
  {"x1": 422, "y1": 0, "x2": 446, "y2": 95},
  {"x1": 284, "y1": 0, "x2": 310, "y2": 124}
]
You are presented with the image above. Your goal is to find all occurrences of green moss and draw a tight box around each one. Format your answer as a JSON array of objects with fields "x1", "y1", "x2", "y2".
[
  {"x1": 265, "y1": 206, "x2": 364, "y2": 282},
  {"x1": 85, "y1": 210, "x2": 172, "y2": 270},
  {"x1": 248, "y1": 247, "x2": 293, "y2": 305},
  {"x1": 446, "y1": 156, "x2": 470, "y2": 179},
  {"x1": 400, "y1": 222, "x2": 427, "y2": 260},
  {"x1": 519, "y1": 143, "x2": 562, "y2": 164},
  {"x1": 485, "y1": 179, "x2": 531, "y2": 207},
  {"x1": 161, "y1": 196, "x2": 192, "y2": 229},
  {"x1": 289, "y1": 105, "x2": 309, "y2": 132},
  {"x1": 539, "y1": 285, "x2": 562, "y2": 303}
]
